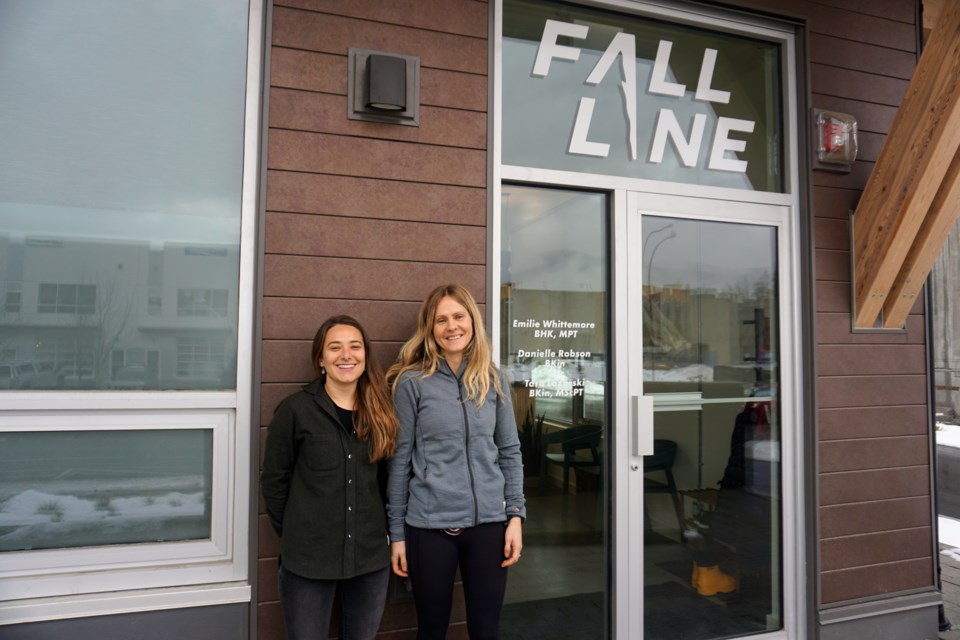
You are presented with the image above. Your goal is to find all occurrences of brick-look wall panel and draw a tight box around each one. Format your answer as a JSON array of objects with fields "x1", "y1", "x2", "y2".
[
  {"x1": 263, "y1": 298, "x2": 424, "y2": 341},
  {"x1": 821, "y1": 466, "x2": 930, "y2": 506},
  {"x1": 272, "y1": 8, "x2": 487, "y2": 74},
  {"x1": 277, "y1": 0, "x2": 488, "y2": 38},
  {"x1": 816, "y1": 344, "x2": 927, "y2": 376},
  {"x1": 810, "y1": 64, "x2": 910, "y2": 105},
  {"x1": 819, "y1": 434, "x2": 929, "y2": 473},
  {"x1": 815, "y1": 248, "x2": 850, "y2": 282},
  {"x1": 816, "y1": 375, "x2": 928, "y2": 409},
  {"x1": 809, "y1": 33, "x2": 916, "y2": 79},
  {"x1": 261, "y1": 2, "x2": 489, "y2": 637},
  {"x1": 731, "y1": 0, "x2": 917, "y2": 49},
  {"x1": 269, "y1": 88, "x2": 487, "y2": 149},
  {"x1": 258, "y1": 601, "x2": 284, "y2": 640},
  {"x1": 819, "y1": 405, "x2": 929, "y2": 440},
  {"x1": 820, "y1": 496, "x2": 932, "y2": 538},
  {"x1": 813, "y1": 217, "x2": 850, "y2": 251},
  {"x1": 265, "y1": 213, "x2": 486, "y2": 264},
  {"x1": 821, "y1": 527, "x2": 933, "y2": 571},
  {"x1": 820, "y1": 558, "x2": 933, "y2": 603},
  {"x1": 263, "y1": 255, "x2": 486, "y2": 299},
  {"x1": 271, "y1": 49, "x2": 488, "y2": 112},
  {"x1": 269, "y1": 130, "x2": 487, "y2": 186},
  {"x1": 806, "y1": 0, "x2": 934, "y2": 591},
  {"x1": 267, "y1": 172, "x2": 486, "y2": 224}
]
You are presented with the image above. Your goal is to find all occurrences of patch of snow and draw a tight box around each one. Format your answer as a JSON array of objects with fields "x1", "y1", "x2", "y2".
[
  {"x1": 0, "y1": 487, "x2": 206, "y2": 549},
  {"x1": 643, "y1": 364, "x2": 714, "y2": 382},
  {"x1": 937, "y1": 422, "x2": 960, "y2": 449}
]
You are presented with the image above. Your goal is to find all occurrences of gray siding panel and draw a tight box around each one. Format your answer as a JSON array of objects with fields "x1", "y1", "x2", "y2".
[{"x1": 3, "y1": 605, "x2": 248, "y2": 640}]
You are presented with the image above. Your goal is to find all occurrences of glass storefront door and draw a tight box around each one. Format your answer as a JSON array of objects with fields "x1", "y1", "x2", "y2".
[{"x1": 623, "y1": 194, "x2": 784, "y2": 640}]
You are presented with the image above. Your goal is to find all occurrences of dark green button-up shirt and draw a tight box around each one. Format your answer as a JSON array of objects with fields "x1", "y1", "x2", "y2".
[{"x1": 260, "y1": 380, "x2": 390, "y2": 579}]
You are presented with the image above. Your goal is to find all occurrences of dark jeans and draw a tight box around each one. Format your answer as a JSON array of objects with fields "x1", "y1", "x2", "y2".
[
  {"x1": 278, "y1": 565, "x2": 389, "y2": 640},
  {"x1": 406, "y1": 523, "x2": 509, "y2": 640}
]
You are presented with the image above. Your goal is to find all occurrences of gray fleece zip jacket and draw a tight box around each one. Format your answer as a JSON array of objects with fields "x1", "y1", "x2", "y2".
[{"x1": 386, "y1": 361, "x2": 526, "y2": 541}]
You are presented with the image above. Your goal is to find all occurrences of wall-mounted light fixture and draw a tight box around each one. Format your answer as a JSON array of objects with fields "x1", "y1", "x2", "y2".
[
  {"x1": 348, "y1": 48, "x2": 419, "y2": 126},
  {"x1": 813, "y1": 108, "x2": 858, "y2": 172}
]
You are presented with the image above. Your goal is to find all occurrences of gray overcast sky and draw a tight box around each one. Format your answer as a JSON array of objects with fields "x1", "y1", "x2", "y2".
[{"x1": 0, "y1": 1, "x2": 248, "y2": 243}]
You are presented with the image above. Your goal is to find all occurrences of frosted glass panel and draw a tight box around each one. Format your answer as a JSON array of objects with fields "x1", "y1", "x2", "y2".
[{"x1": 0, "y1": 430, "x2": 212, "y2": 552}]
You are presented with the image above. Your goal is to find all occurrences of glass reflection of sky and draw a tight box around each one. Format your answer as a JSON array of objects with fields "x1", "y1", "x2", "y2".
[
  {"x1": 0, "y1": 1, "x2": 248, "y2": 244},
  {"x1": 643, "y1": 216, "x2": 776, "y2": 293},
  {"x1": 0, "y1": 2, "x2": 246, "y2": 392},
  {"x1": 502, "y1": 187, "x2": 606, "y2": 291}
]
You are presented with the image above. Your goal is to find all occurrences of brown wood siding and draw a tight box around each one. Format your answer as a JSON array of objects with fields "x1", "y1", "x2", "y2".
[
  {"x1": 803, "y1": 0, "x2": 933, "y2": 605},
  {"x1": 259, "y1": 1, "x2": 489, "y2": 638},
  {"x1": 725, "y1": 0, "x2": 934, "y2": 607}
]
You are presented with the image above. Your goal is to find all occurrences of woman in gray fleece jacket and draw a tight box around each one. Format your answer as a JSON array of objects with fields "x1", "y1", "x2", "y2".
[{"x1": 387, "y1": 283, "x2": 526, "y2": 640}]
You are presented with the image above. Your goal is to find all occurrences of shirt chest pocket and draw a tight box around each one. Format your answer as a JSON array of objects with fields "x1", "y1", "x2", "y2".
[
  {"x1": 299, "y1": 429, "x2": 342, "y2": 471},
  {"x1": 467, "y1": 394, "x2": 498, "y2": 438}
]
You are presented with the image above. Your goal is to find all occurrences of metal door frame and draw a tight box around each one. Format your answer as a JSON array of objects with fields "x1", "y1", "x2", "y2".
[{"x1": 613, "y1": 190, "x2": 804, "y2": 640}]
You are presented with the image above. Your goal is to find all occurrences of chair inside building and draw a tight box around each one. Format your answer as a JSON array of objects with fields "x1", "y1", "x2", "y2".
[
  {"x1": 644, "y1": 438, "x2": 684, "y2": 534},
  {"x1": 540, "y1": 422, "x2": 603, "y2": 496}
]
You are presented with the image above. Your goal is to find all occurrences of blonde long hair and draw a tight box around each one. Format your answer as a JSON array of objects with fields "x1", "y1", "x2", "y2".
[
  {"x1": 388, "y1": 284, "x2": 503, "y2": 406},
  {"x1": 312, "y1": 315, "x2": 399, "y2": 462}
]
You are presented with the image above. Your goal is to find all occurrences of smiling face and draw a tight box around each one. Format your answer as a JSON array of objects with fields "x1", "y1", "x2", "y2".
[
  {"x1": 432, "y1": 295, "x2": 474, "y2": 366},
  {"x1": 318, "y1": 324, "x2": 366, "y2": 387}
]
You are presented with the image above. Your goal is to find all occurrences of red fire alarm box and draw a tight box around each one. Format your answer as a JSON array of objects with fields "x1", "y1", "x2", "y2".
[{"x1": 814, "y1": 109, "x2": 858, "y2": 171}]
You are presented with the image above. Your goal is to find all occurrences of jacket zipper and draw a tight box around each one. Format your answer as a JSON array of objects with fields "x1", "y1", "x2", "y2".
[{"x1": 457, "y1": 375, "x2": 479, "y2": 526}]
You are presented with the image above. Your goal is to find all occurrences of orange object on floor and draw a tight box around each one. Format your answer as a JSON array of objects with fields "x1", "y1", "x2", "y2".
[{"x1": 691, "y1": 563, "x2": 737, "y2": 596}]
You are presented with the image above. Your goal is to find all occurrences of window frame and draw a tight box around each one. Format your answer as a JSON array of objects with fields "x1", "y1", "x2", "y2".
[
  {"x1": 0, "y1": 410, "x2": 233, "y2": 579},
  {"x1": 0, "y1": 0, "x2": 264, "y2": 625}
]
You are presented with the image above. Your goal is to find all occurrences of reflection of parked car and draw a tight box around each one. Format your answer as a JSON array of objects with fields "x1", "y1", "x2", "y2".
[
  {"x1": 0, "y1": 362, "x2": 40, "y2": 389},
  {"x1": 57, "y1": 366, "x2": 97, "y2": 389},
  {"x1": 0, "y1": 364, "x2": 17, "y2": 389},
  {"x1": 109, "y1": 366, "x2": 148, "y2": 390},
  {"x1": 33, "y1": 361, "x2": 61, "y2": 387}
]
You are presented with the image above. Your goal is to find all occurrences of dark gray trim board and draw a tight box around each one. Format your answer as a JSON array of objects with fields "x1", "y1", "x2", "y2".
[
  {"x1": 819, "y1": 591, "x2": 941, "y2": 640},
  {"x1": 2, "y1": 603, "x2": 249, "y2": 640}
]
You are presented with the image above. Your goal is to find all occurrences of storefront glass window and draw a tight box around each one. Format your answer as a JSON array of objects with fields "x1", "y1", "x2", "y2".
[
  {"x1": 0, "y1": 1, "x2": 248, "y2": 391},
  {"x1": 0, "y1": 430, "x2": 212, "y2": 552},
  {"x1": 500, "y1": 185, "x2": 610, "y2": 638},
  {"x1": 503, "y1": 0, "x2": 784, "y2": 192}
]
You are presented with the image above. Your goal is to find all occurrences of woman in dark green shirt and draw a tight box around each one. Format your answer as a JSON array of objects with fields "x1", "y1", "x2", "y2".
[{"x1": 261, "y1": 315, "x2": 399, "y2": 640}]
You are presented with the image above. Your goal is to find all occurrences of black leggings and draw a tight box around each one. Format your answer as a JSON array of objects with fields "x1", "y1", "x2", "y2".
[{"x1": 406, "y1": 523, "x2": 509, "y2": 640}]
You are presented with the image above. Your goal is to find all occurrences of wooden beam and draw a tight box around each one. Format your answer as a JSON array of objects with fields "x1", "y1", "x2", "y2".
[
  {"x1": 924, "y1": 0, "x2": 943, "y2": 36},
  {"x1": 883, "y1": 148, "x2": 960, "y2": 327},
  {"x1": 852, "y1": 0, "x2": 960, "y2": 328}
]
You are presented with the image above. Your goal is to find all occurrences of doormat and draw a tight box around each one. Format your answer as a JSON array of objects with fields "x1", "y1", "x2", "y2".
[
  {"x1": 501, "y1": 591, "x2": 604, "y2": 640},
  {"x1": 645, "y1": 580, "x2": 768, "y2": 640}
]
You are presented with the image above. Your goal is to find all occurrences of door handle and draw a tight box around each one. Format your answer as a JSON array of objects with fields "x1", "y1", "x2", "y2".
[{"x1": 631, "y1": 395, "x2": 654, "y2": 457}]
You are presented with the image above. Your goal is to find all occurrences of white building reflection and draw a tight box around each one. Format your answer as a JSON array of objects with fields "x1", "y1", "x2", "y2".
[{"x1": 0, "y1": 230, "x2": 238, "y2": 390}]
